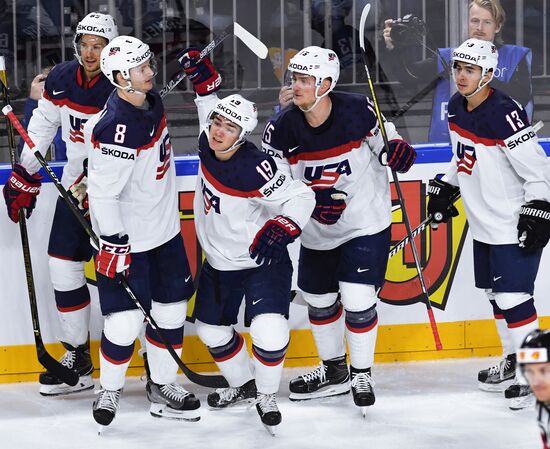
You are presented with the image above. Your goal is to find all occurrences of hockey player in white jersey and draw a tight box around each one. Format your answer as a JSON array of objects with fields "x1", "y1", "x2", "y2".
[
  {"x1": 261, "y1": 46, "x2": 416, "y2": 413},
  {"x1": 518, "y1": 330, "x2": 550, "y2": 448},
  {"x1": 85, "y1": 36, "x2": 199, "y2": 428},
  {"x1": 2, "y1": 12, "x2": 117, "y2": 396},
  {"x1": 177, "y1": 48, "x2": 315, "y2": 433},
  {"x1": 427, "y1": 38, "x2": 550, "y2": 410}
]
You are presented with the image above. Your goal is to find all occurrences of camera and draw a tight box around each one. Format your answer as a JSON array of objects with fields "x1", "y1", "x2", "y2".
[{"x1": 389, "y1": 14, "x2": 427, "y2": 47}]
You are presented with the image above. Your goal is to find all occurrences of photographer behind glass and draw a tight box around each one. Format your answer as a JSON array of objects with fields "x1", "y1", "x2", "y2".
[{"x1": 383, "y1": 0, "x2": 533, "y2": 143}]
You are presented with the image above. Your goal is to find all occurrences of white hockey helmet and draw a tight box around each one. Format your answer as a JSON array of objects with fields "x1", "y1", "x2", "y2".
[
  {"x1": 101, "y1": 35, "x2": 156, "y2": 91},
  {"x1": 452, "y1": 38, "x2": 498, "y2": 97},
  {"x1": 73, "y1": 12, "x2": 118, "y2": 65},
  {"x1": 207, "y1": 94, "x2": 258, "y2": 152},
  {"x1": 287, "y1": 46, "x2": 340, "y2": 111}
]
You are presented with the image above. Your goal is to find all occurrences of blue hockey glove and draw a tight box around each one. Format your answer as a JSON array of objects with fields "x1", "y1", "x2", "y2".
[
  {"x1": 386, "y1": 139, "x2": 416, "y2": 173},
  {"x1": 311, "y1": 188, "x2": 347, "y2": 225},
  {"x1": 250, "y1": 215, "x2": 301, "y2": 265},
  {"x1": 517, "y1": 200, "x2": 550, "y2": 250},
  {"x1": 177, "y1": 47, "x2": 221, "y2": 96}
]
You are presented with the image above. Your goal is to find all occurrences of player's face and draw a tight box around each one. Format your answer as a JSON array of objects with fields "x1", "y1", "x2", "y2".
[
  {"x1": 468, "y1": 4, "x2": 501, "y2": 42},
  {"x1": 129, "y1": 58, "x2": 156, "y2": 93},
  {"x1": 452, "y1": 61, "x2": 483, "y2": 96},
  {"x1": 208, "y1": 115, "x2": 241, "y2": 153},
  {"x1": 524, "y1": 363, "x2": 550, "y2": 403},
  {"x1": 290, "y1": 72, "x2": 317, "y2": 108},
  {"x1": 79, "y1": 34, "x2": 108, "y2": 77}
]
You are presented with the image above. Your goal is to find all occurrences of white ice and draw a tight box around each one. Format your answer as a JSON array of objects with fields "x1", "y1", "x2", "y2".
[{"x1": 0, "y1": 358, "x2": 540, "y2": 449}]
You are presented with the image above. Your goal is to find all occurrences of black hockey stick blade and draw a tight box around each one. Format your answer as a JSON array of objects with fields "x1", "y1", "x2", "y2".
[{"x1": 35, "y1": 339, "x2": 79, "y2": 386}]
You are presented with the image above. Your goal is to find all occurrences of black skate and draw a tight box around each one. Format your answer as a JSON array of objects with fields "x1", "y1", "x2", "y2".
[
  {"x1": 350, "y1": 366, "x2": 375, "y2": 417},
  {"x1": 478, "y1": 353, "x2": 516, "y2": 392},
  {"x1": 146, "y1": 381, "x2": 201, "y2": 421},
  {"x1": 93, "y1": 387, "x2": 122, "y2": 432},
  {"x1": 289, "y1": 355, "x2": 350, "y2": 401},
  {"x1": 505, "y1": 381, "x2": 535, "y2": 410},
  {"x1": 207, "y1": 379, "x2": 257, "y2": 408},
  {"x1": 39, "y1": 341, "x2": 94, "y2": 396},
  {"x1": 255, "y1": 393, "x2": 281, "y2": 436}
]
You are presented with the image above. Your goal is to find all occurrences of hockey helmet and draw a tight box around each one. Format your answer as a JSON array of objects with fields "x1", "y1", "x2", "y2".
[
  {"x1": 518, "y1": 329, "x2": 550, "y2": 370},
  {"x1": 73, "y1": 12, "x2": 118, "y2": 65},
  {"x1": 452, "y1": 38, "x2": 498, "y2": 96},
  {"x1": 288, "y1": 46, "x2": 340, "y2": 96},
  {"x1": 207, "y1": 94, "x2": 258, "y2": 145},
  {"x1": 101, "y1": 36, "x2": 156, "y2": 91}
]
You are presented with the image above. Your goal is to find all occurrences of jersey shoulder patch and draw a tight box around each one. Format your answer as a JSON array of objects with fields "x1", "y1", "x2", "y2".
[{"x1": 488, "y1": 89, "x2": 531, "y2": 141}]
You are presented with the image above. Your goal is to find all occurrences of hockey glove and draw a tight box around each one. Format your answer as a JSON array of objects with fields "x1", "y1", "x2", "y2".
[
  {"x1": 2, "y1": 163, "x2": 42, "y2": 223},
  {"x1": 250, "y1": 215, "x2": 301, "y2": 265},
  {"x1": 177, "y1": 47, "x2": 221, "y2": 96},
  {"x1": 95, "y1": 234, "x2": 131, "y2": 279},
  {"x1": 427, "y1": 178, "x2": 459, "y2": 224},
  {"x1": 517, "y1": 200, "x2": 550, "y2": 250},
  {"x1": 311, "y1": 188, "x2": 347, "y2": 225},
  {"x1": 68, "y1": 158, "x2": 89, "y2": 217},
  {"x1": 385, "y1": 139, "x2": 416, "y2": 173}
]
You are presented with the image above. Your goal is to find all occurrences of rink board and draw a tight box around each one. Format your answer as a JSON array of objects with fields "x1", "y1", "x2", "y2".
[{"x1": 1, "y1": 143, "x2": 549, "y2": 384}]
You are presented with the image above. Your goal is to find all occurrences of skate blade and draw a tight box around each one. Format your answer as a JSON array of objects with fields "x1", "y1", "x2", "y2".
[
  {"x1": 478, "y1": 380, "x2": 513, "y2": 393},
  {"x1": 289, "y1": 383, "x2": 350, "y2": 402},
  {"x1": 208, "y1": 398, "x2": 255, "y2": 410},
  {"x1": 39, "y1": 376, "x2": 94, "y2": 397},
  {"x1": 97, "y1": 424, "x2": 107, "y2": 435},
  {"x1": 149, "y1": 403, "x2": 201, "y2": 421},
  {"x1": 509, "y1": 394, "x2": 536, "y2": 411},
  {"x1": 360, "y1": 406, "x2": 368, "y2": 418},
  {"x1": 262, "y1": 423, "x2": 277, "y2": 436}
]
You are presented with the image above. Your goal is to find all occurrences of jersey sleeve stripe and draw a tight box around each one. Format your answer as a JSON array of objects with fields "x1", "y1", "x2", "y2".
[
  {"x1": 449, "y1": 122, "x2": 505, "y2": 147},
  {"x1": 288, "y1": 138, "x2": 364, "y2": 164},
  {"x1": 43, "y1": 89, "x2": 103, "y2": 114},
  {"x1": 202, "y1": 164, "x2": 262, "y2": 198}
]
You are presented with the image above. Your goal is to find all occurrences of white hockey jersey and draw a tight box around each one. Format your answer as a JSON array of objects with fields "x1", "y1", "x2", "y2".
[
  {"x1": 193, "y1": 94, "x2": 315, "y2": 271},
  {"x1": 262, "y1": 91, "x2": 401, "y2": 251},
  {"x1": 19, "y1": 59, "x2": 113, "y2": 188},
  {"x1": 443, "y1": 88, "x2": 550, "y2": 245},
  {"x1": 85, "y1": 90, "x2": 180, "y2": 253}
]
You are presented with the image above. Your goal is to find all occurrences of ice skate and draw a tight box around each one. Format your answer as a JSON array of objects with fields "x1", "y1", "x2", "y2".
[
  {"x1": 39, "y1": 342, "x2": 94, "y2": 396},
  {"x1": 289, "y1": 356, "x2": 350, "y2": 401},
  {"x1": 350, "y1": 367, "x2": 375, "y2": 417},
  {"x1": 478, "y1": 354, "x2": 516, "y2": 392},
  {"x1": 207, "y1": 379, "x2": 257, "y2": 408},
  {"x1": 146, "y1": 381, "x2": 201, "y2": 421},
  {"x1": 255, "y1": 392, "x2": 281, "y2": 436},
  {"x1": 505, "y1": 381, "x2": 536, "y2": 410},
  {"x1": 93, "y1": 387, "x2": 122, "y2": 433}
]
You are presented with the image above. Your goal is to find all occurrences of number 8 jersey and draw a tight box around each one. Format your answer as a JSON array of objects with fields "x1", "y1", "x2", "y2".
[
  {"x1": 85, "y1": 90, "x2": 180, "y2": 252},
  {"x1": 443, "y1": 88, "x2": 550, "y2": 245}
]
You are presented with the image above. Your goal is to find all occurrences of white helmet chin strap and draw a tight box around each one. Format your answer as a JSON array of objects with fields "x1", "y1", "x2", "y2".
[
  {"x1": 464, "y1": 74, "x2": 493, "y2": 98},
  {"x1": 299, "y1": 85, "x2": 329, "y2": 113}
]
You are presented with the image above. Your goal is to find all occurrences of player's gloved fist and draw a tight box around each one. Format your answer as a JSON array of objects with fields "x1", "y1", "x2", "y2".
[
  {"x1": 311, "y1": 188, "x2": 347, "y2": 225},
  {"x1": 385, "y1": 139, "x2": 416, "y2": 173},
  {"x1": 95, "y1": 234, "x2": 131, "y2": 279},
  {"x1": 68, "y1": 158, "x2": 89, "y2": 217},
  {"x1": 517, "y1": 200, "x2": 550, "y2": 250},
  {"x1": 250, "y1": 215, "x2": 301, "y2": 265},
  {"x1": 2, "y1": 163, "x2": 42, "y2": 223},
  {"x1": 177, "y1": 47, "x2": 221, "y2": 96},
  {"x1": 427, "y1": 178, "x2": 459, "y2": 224}
]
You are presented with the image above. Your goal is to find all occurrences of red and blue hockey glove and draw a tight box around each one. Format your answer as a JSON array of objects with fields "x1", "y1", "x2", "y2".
[
  {"x1": 427, "y1": 178, "x2": 459, "y2": 224},
  {"x1": 311, "y1": 188, "x2": 347, "y2": 225},
  {"x1": 250, "y1": 215, "x2": 301, "y2": 265},
  {"x1": 95, "y1": 234, "x2": 131, "y2": 279},
  {"x1": 2, "y1": 163, "x2": 42, "y2": 223},
  {"x1": 386, "y1": 139, "x2": 416, "y2": 173},
  {"x1": 517, "y1": 200, "x2": 550, "y2": 250},
  {"x1": 177, "y1": 47, "x2": 221, "y2": 96}
]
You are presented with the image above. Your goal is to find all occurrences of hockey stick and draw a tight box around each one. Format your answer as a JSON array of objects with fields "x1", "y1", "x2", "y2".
[
  {"x1": 159, "y1": 22, "x2": 268, "y2": 98},
  {"x1": 1, "y1": 103, "x2": 228, "y2": 389},
  {"x1": 0, "y1": 58, "x2": 79, "y2": 386},
  {"x1": 360, "y1": 4, "x2": 442, "y2": 350}
]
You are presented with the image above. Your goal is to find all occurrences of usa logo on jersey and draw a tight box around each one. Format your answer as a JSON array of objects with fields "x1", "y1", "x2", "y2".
[
  {"x1": 201, "y1": 179, "x2": 221, "y2": 215},
  {"x1": 303, "y1": 159, "x2": 352, "y2": 188},
  {"x1": 456, "y1": 142, "x2": 477, "y2": 175},
  {"x1": 69, "y1": 115, "x2": 87, "y2": 144}
]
